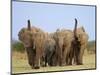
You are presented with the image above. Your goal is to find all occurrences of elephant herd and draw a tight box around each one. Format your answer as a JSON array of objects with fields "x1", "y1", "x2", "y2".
[{"x1": 18, "y1": 18, "x2": 88, "y2": 69}]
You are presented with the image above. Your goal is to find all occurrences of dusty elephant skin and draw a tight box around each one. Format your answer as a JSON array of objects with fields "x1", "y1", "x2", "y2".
[
  {"x1": 52, "y1": 18, "x2": 88, "y2": 66},
  {"x1": 25, "y1": 47, "x2": 36, "y2": 69},
  {"x1": 18, "y1": 20, "x2": 43, "y2": 69},
  {"x1": 32, "y1": 31, "x2": 46, "y2": 69},
  {"x1": 53, "y1": 28, "x2": 74, "y2": 66},
  {"x1": 18, "y1": 20, "x2": 57, "y2": 69},
  {"x1": 18, "y1": 18, "x2": 89, "y2": 69},
  {"x1": 44, "y1": 35, "x2": 56, "y2": 66},
  {"x1": 69, "y1": 18, "x2": 89, "y2": 65},
  {"x1": 74, "y1": 27, "x2": 88, "y2": 65},
  {"x1": 31, "y1": 31, "x2": 57, "y2": 68}
]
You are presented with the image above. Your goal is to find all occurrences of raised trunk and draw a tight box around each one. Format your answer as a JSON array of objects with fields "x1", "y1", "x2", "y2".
[{"x1": 27, "y1": 20, "x2": 31, "y2": 30}]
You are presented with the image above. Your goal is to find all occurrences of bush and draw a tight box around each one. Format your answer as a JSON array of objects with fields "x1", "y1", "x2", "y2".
[
  {"x1": 12, "y1": 41, "x2": 25, "y2": 52},
  {"x1": 87, "y1": 40, "x2": 96, "y2": 54}
]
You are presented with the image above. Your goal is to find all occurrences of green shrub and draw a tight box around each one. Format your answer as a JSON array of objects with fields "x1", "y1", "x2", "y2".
[
  {"x1": 12, "y1": 41, "x2": 25, "y2": 52},
  {"x1": 87, "y1": 40, "x2": 96, "y2": 54}
]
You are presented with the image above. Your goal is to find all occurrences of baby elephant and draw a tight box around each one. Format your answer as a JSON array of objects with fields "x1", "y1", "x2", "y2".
[{"x1": 44, "y1": 36, "x2": 56, "y2": 66}]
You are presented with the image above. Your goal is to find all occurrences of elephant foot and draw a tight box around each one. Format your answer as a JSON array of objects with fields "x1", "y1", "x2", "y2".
[
  {"x1": 67, "y1": 63, "x2": 72, "y2": 66},
  {"x1": 77, "y1": 62, "x2": 83, "y2": 65},
  {"x1": 42, "y1": 64, "x2": 46, "y2": 67},
  {"x1": 34, "y1": 66, "x2": 40, "y2": 69},
  {"x1": 31, "y1": 66, "x2": 34, "y2": 69},
  {"x1": 61, "y1": 63, "x2": 66, "y2": 66}
]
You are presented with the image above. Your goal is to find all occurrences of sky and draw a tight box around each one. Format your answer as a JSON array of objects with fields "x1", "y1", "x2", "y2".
[{"x1": 12, "y1": 1, "x2": 96, "y2": 41}]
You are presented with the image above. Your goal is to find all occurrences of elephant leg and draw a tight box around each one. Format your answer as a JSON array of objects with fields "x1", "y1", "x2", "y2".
[
  {"x1": 73, "y1": 48, "x2": 77, "y2": 65},
  {"x1": 62, "y1": 49, "x2": 67, "y2": 66},
  {"x1": 52, "y1": 52, "x2": 57, "y2": 66},
  {"x1": 66, "y1": 53, "x2": 72, "y2": 65},
  {"x1": 64, "y1": 46, "x2": 71, "y2": 66},
  {"x1": 25, "y1": 47, "x2": 35, "y2": 69},
  {"x1": 68, "y1": 51, "x2": 74, "y2": 65},
  {"x1": 76, "y1": 52, "x2": 80, "y2": 65},
  {"x1": 40, "y1": 56, "x2": 45, "y2": 67},
  {"x1": 66, "y1": 55, "x2": 69, "y2": 65},
  {"x1": 47, "y1": 50, "x2": 56, "y2": 66},
  {"x1": 74, "y1": 44, "x2": 84, "y2": 65},
  {"x1": 58, "y1": 49, "x2": 63, "y2": 66},
  {"x1": 50, "y1": 52, "x2": 57, "y2": 66},
  {"x1": 34, "y1": 48, "x2": 41, "y2": 69},
  {"x1": 44, "y1": 55, "x2": 47, "y2": 67},
  {"x1": 73, "y1": 44, "x2": 80, "y2": 65},
  {"x1": 78, "y1": 46, "x2": 84, "y2": 65}
]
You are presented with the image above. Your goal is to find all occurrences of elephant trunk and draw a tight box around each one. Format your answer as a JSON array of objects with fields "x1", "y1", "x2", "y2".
[
  {"x1": 74, "y1": 18, "x2": 78, "y2": 39},
  {"x1": 28, "y1": 20, "x2": 31, "y2": 30}
]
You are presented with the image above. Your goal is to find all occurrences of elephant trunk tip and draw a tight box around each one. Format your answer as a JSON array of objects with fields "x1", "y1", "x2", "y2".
[
  {"x1": 75, "y1": 18, "x2": 78, "y2": 29},
  {"x1": 27, "y1": 19, "x2": 31, "y2": 30}
]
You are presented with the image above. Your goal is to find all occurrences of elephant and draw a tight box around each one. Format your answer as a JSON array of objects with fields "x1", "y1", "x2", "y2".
[
  {"x1": 32, "y1": 32, "x2": 57, "y2": 68},
  {"x1": 53, "y1": 27, "x2": 74, "y2": 66},
  {"x1": 18, "y1": 20, "x2": 57, "y2": 69},
  {"x1": 31, "y1": 31, "x2": 47, "y2": 69},
  {"x1": 52, "y1": 18, "x2": 88, "y2": 66},
  {"x1": 73, "y1": 27, "x2": 88, "y2": 65},
  {"x1": 18, "y1": 19, "x2": 88, "y2": 68},
  {"x1": 18, "y1": 20, "x2": 43, "y2": 69},
  {"x1": 68, "y1": 18, "x2": 89, "y2": 65},
  {"x1": 43, "y1": 35, "x2": 56, "y2": 66}
]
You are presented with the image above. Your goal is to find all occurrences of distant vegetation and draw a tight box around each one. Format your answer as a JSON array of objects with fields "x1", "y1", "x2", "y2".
[
  {"x1": 12, "y1": 40, "x2": 25, "y2": 52},
  {"x1": 12, "y1": 39, "x2": 96, "y2": 53},
  {"x1": 87, "y1": 40, "x2": 96, "y2": 54}
]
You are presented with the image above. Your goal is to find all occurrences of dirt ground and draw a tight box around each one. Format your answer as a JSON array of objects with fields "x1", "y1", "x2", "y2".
[{"x1": 12, "y1": 51, "x2": 96, "y2": 74}]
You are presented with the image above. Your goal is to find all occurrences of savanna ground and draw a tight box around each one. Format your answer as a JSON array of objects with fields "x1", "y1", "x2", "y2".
[{"x1": 12, "y1": 49, "x2": 96, "y2": 74}]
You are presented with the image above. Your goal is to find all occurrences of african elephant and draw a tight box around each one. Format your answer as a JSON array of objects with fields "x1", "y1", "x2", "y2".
[
  {"x1": 32, "y1": 31, "x2": 57, "y2": 68},
  {"x1": 52, "y1": 18, "x2": 88, "y2": 66},
  {"x1": 74, "y1": 26, "x2": 88, "y2": 65},
  {"x1": 31, "y1": 28, "x2": 48, "y2": 69},
  {"x1": 44, "y1": 35, "x2": 56, "y2": 66},
  {"x1": 18, "y1": 20, "x2": 43, "y2": 69},
  {"x1": 69, "y1": 18, "x2": 89, "y2": 65},
  {"x1": 53, "y1": 28, "x2": 74, "y2": 66}
]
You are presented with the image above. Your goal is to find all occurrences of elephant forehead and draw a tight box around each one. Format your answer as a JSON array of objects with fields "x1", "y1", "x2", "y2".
[{"x1": 47, "y1": 38, "x2": 55, "y2": 45}]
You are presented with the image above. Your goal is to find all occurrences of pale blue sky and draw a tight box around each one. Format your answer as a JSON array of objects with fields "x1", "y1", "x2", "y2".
[{"x1": 12, "y1": 1, "x2": 96, "y2": 41}]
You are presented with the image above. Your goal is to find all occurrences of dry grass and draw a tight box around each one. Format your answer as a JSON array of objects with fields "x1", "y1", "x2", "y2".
[{"x1": 12, "y1": 51, "x2": 96, "y2": 74}]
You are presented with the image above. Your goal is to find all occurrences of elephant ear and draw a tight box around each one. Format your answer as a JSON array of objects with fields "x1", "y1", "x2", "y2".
[
  {"x1": 27, "y1": 20, "x2": 31, "y2": 30},
  {"x1": 18, "y1": 28, "x2": 26, "y2": 41},
  {"x1": 81, "y1": 26, "x2": 85, "y2": 32}
]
